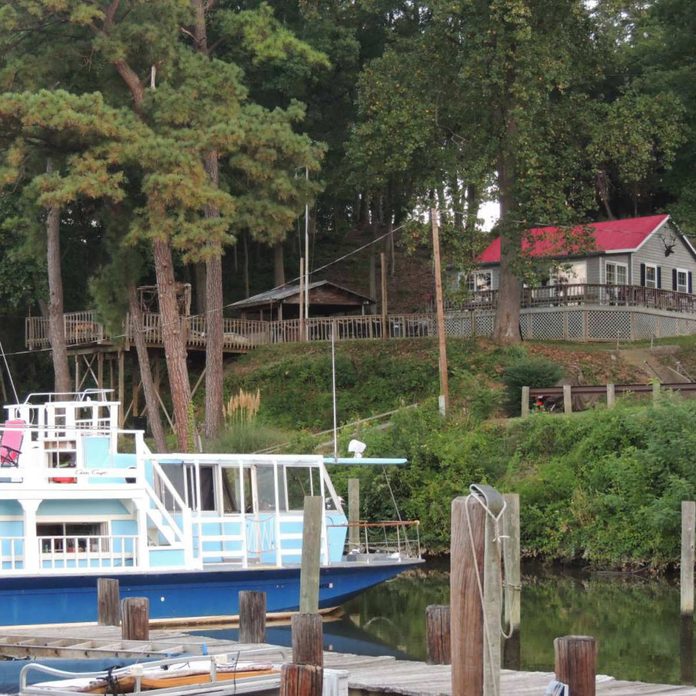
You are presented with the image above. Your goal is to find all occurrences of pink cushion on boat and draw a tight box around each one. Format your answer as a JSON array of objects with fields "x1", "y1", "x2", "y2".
[{"x1": 0, "y1": 419, "x2": 25, "y2": 466}]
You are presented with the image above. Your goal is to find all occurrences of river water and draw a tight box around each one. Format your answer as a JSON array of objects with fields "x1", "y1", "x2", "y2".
[{"x1": 194, "y1": 561, "x2": 694, "y2": 686}]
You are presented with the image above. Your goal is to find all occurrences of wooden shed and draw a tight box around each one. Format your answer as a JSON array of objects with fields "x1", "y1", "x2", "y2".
[{"x1": 231, "y1": 280, "x2": 374, "y2": 321}]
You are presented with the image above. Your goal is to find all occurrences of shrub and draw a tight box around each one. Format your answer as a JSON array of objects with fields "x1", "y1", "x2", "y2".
[{"x1": 502, "y1": 356, "x2": 564, "y2": 415}]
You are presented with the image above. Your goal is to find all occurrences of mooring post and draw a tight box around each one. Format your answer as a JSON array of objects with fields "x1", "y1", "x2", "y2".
[
  {"x1": 451, "y1": 492, "x2": 501, "y2": 696},
  {"x1": 681, "y1": 614, "x2": 694, "y2": 686},
  {"x1": 291, "y1": 496, "x2": 324, "y2": 669},
  {"x1": 121, "y1": 597, "x2": 149, "y2": 641},
  {"x1": 606, "y1": 383, "x2": 615, "y2": 408},
  {"x1": 348, "y1": 478, "x2": 360, "y2": 551},
  {"x1": 681, "y1": 501, "x2": 695, "y2": 616},
  {"x1": 563, "y1": 384, "x2": 572, "y2": 414},
  {"x1": 521, "y1": 387, "x2": 530, "y2": 418},
  {"x1": 554, "y1": 635, "x2": 596, "y2": 696},
  {"x1": 97, "y1": 578, "x2": 120, "y2": 626},
  {"x1": 280, "y1": 663, "x2": 323, "y2": 696},
  {"x1": 502, "y1": 493, "x2": 521, "y2": 670},
  {"x1": 239, "y1": 590, "x2": 266, "y2": 644},
  {"x1": 299, "y1": 496, "x2": 323, "y2": 614},
  {"x1": 425, "y1": 605, "x2": 451, "y2": 665}
]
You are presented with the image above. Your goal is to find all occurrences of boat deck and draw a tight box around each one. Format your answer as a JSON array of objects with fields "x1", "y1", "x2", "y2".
[{"x1": 0, "y1": 626, "x2": 694, "y2": 695}]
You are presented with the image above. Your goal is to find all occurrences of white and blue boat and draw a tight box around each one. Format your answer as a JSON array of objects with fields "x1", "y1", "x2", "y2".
[{"x1": 0, "y1": 390, "x2": 421, "y2": 627}]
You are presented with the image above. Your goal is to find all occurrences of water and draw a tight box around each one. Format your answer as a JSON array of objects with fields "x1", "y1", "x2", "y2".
[{"x1": 192, "y1": 561, "x2": 695, "y2": 686}]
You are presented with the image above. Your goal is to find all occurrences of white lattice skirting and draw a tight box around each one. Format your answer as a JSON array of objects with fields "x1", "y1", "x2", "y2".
[{"x1": 444, "y1": 306, "x2": 696, "y2": 342}]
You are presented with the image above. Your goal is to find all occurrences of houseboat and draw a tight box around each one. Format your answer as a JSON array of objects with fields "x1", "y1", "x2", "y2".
[{"x1": 0, "y1": 390, "x2": 421, "y2": 627}]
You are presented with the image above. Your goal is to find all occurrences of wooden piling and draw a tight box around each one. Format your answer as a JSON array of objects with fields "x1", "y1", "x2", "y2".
[
  {"x1": 554, "y1": 635, "x2": 596, "y2": 696},
  {"x1": 97, "y1": 578, "x2": 120, "y2": 626},
  {"x1": 681, "y1": 614, "x2": 694, "y2": 686},
  {"x1": 606, "y1": 383, "x2": 615, "y2": 408},
  {"x1": 291, "y1": 613, "x2": 323, "y2": 667},
  {"x1": 521, "y1": 387, "x2": 530, "y2": 418},
  {"x1": 425, "y1": 605, "x2": 451, "y2": 665},
  {"x1": 502, "y1": 493, "x2": 521, "y2": 671},
  {"x1": 348, "y1": 478, "x2": 360, "y2": 550},
  {"x1": 681, "y1": 501, "x2": 695, "y2": 616},
  {"x1": 563, "y1": 384, "x2": 572, "y2": 414},
  {"x1": 280, "y1": 663, "x2": 323, "y2": 696},
  {"x1": 239, "y1": 591, "x2": 266, "y2": 644},
  {"x1": 451, "y1": 495, "x2": 486, "y2": 696},
  {"x1": 121, "y1": 597, "x2": 149, "y2": 641},
  {"x1": 299, "y1": 496, "x2": 323, "y2": 614}
]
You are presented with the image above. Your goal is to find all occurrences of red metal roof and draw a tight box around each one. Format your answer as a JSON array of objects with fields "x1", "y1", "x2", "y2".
[{"x1": 478, "y1": 214, "x2": 670, "y2": 263}]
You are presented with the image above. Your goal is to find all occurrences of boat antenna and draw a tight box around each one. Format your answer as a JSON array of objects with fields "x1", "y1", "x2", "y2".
[
  {"x1": 331, "y1": 324, "x2": 338, "y2": 463},
  {"x1": 0, "y1": 337, "x2": 19, "y2": 403}
]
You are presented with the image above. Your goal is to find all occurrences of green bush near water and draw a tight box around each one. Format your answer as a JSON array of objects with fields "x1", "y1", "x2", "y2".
[{"x1": 336, "y1": 395, "x2": 696, "y2": 569}]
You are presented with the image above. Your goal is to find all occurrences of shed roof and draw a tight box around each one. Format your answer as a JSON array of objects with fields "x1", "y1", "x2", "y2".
[
  {"x1": 479, "y1": 214, "x2": 671, "y2": 264},
  {"x1": 230, "y1": 280, "x2": 374, "y2": 309}
]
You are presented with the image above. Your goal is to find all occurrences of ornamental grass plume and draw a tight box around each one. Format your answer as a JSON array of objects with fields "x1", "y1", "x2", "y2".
[{"x1": 224, "y1": 388, "x2": 261, "y2": 425}]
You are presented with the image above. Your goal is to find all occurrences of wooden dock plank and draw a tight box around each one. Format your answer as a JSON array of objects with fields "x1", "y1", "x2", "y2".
[{"x1": 1, "y1": 627, "x2": 695, "y2": 695}]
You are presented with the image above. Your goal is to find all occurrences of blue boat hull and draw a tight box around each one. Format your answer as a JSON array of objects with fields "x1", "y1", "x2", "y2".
[{"x1": 0, "y1": 560, "x2": 422, "y2": 627}]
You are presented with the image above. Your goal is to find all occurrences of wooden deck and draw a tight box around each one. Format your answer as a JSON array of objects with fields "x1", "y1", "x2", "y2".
[
  {"x1": 1, "y1": 626, "x2": 694, "y2": 695},
  {"x1": 23, "y1": 283, "x2": 696, "y2": 352}
]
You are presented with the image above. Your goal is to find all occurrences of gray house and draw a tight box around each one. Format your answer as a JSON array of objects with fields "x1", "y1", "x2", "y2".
[{"x1": 474, "y1": 214, "x2": 696, "y2": 295}]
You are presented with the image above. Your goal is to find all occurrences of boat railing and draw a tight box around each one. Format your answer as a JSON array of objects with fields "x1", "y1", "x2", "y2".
[
  {"x1": 38, "y1": 534, "x2": 139, "y2": 569},
  {"x1": 331, "y1": 520, "x2": 421, "y2": 560}
]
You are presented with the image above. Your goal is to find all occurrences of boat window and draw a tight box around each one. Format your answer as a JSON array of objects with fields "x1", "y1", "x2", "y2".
[
  {"x1": 160, "y1": 464, "x2": 186, "y2": 508},
  {"x1": 186, "y1": 465, "x2": 216, "y2": 511},
  {"x1": 222, "y1": 468, "x2": 252, "y2": 514},
  {"x1": 255, "y1": 465, "x2": 287, "y2": 512},
  {"x1": 37, "y1": 522, "x2": 107, "y2": 552},
  {"x1": 286, "y1": 467, "x2": 313, "y2": 510}
]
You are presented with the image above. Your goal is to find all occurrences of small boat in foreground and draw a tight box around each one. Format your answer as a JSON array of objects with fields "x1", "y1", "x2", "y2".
[
  {"x1": 19, "y1": 654, "x2": 348, "y2": 696},
  {"x1": 0, "y1": 390, "x2": 422, "y2": 627}
]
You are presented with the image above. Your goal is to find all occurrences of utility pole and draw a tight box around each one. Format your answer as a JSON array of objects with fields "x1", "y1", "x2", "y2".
[
  {"x1": 431, "y1": 207, "x2": 449, "y2": 416},
  {"x1": 305, "y1": 167, "x2": 310, "y2": 325}
]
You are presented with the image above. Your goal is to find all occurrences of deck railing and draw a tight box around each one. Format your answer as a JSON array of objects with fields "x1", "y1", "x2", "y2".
[{"x1": 24, "y1": 284, "x2": 696, "y2": 351}]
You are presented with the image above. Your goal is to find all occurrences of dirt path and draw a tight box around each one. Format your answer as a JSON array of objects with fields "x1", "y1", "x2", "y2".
[{"x1": 619, "y1": 346, "x2": 692, "y2": 383}]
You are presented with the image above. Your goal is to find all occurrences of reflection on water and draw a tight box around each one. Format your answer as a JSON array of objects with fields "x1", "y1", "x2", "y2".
[
  {"x1": 341, "y1": 560, "x2": 692, "y2": 685},
  {"x1": 192, "y1": 561, "x2": 695, "y2": 686}
]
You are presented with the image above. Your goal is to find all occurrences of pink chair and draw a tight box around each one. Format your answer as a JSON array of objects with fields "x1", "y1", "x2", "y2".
[{"x1": 0, "y1": 419, "x2": 25, "y2": 467}]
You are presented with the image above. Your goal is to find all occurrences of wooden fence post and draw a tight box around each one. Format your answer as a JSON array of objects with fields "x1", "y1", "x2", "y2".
[
  {"x1": 681, "y1": 501, "x2": 695, "y2": 616},
  {"x1": 502, "y1": 493, "x2": 521, "y2": 670},
  {"x1": 280, "y1": 663, "x2": 323, "y2": 696},
  {"x1": 554, "y1": 636, "x2": 596, "y2": 696},
  {"x1": 425, "y1": 605, "x2": 451, "y2": 665},
  {"x1": 121, "y1": 597, "x2": 149, "y2": 641},
  {"x1": 521, "y1": 387, "x2": 530, "y2": 418},
  {"x1": 97, "y1": 578, "x2": 120, "y2": 626},
  {"x1": 348, "y1": 479, "x2": 360, "y2": 550},
  {"x1": 563, "y1": 384, "x2": 572, "y2": 414},
  {"x1": 606, "y1": 383, "x2": 615, "y2": 408},
  {"x1": 239, "y1": 591, "x2": 266, "y2": 644},
  {"x1": 292, "y1": 613, "x2": 323, "y2": 667},
  {"x1": 652, "y1": 380, "x2": 661, "y2": 402}
]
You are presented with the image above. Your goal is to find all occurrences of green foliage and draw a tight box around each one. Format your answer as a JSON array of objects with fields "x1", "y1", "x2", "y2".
[
  {"x1": 502, "y1": 356, "x2": 564, "y2": 415},
  {"x1": 205, "y1": 420, "x2": 288, "y2": 454}
]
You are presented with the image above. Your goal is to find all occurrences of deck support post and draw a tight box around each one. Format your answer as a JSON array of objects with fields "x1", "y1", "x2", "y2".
[
  {"x1": 239, "y1": 591, "x2": 266, "y2": 644},
  {"x1": 121, "y1": 597, "x2": 149, "y2": 641},
  {"x1": 425, "y1": 605, "x2": 451, "y2": 665},
  {"x1": 98, "y1": 578, "x2": 121, "y2": 626},
  {"x1": 554, "y1": 635, "x2": 596, "y2": 696}
]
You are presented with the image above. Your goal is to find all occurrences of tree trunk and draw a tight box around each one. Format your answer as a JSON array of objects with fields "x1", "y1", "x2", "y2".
[
  {"x1": 193, "y1": 263, "x2": 206, "y2": 315},
  {"x1": 128, "y1": 284, "x2": 168, "y2": 452},
  {"x1": 274, "y1": 241, "x2": 286, "y2": 287},
  {"x1": 152, "y1": 237, "x2": 192, "y2": 450},
  {"x1": 493, "y1": 148, "x2": 522, "y2": 345},
  {"x1": 45, "y1": 160, "x2": 71, "y2": 394}
]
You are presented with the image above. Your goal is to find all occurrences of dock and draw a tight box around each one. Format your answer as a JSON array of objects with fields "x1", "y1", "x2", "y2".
[{"x1": 1, "y1": 626, "x2": 694, "y2": 695}]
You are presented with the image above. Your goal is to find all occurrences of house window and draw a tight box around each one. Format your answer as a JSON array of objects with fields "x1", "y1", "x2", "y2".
[
  {"x1": 606, "y1": 262, "x2": 628, "y2": 285},
  {"x1": 645, "y1": 264, "x2": 657, "y2": 289},
  {"x1": 466, "y1": 271, "x2": 493, "y2": 293},
  {"x1": 677, "y1": 269, "x2": 689, "y2": 294}
]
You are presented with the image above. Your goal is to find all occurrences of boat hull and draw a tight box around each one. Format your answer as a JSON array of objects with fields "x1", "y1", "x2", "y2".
[{"x1": 0, "y1": 559, "x2": 422, "y2": 627}]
